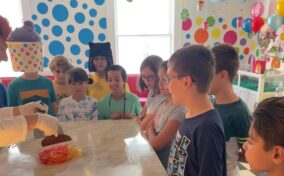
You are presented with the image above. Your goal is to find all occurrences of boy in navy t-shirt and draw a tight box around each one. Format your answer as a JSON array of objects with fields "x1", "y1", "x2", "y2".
[{"x1": 167, "y1": 45, "x2": 226, "y2": 176}]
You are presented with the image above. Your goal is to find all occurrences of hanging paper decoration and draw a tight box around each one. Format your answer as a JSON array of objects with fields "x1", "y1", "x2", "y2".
[
  {"x1": 237, "y1": 17, "x2": 243, "y2": 28},
  {"x1": 197, "y1": 0, "x2": 204, "y2": 12},
  {"x1": 277, "y1": 1, "x2": 284, "y2": 17},
  {"x1": 242, "y1": 18, "x2": 252, "y2": 33},
  {"x1": 268, "y1": 14, "x2": 283, "y2": 31},
  {"x1": 251, "y1": 17, "x2": 264, "y2": 33}
]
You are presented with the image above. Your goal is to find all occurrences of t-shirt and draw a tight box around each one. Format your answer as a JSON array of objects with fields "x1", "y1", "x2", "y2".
[
  {"x1": 0, "y1": 83, "x2": 7, "y2": 108},
  {"x1": 87, "y1": 73, "x2": 130, "y2": 101},
  {"x1": 58, "y1": 95, "x2": 98, "y2": 121},
  {"x1": 52, "y1": 80, "x2": 72, "y2": 114},
  {"x1": 167, "y1": 109, "x2": 226, "y2": 176},
  {"x1": 98, "y1": 92, "x2": 142, "y2": 120},
  {"x1": 214, "y1": 99, "x2": 251, "y2": 176},
  {"x1": 153, "y1": 98, "x2": 186, "y2": 169},
  {"x1": 7, "y1": 75, "x2": 56, "y2": 115}
]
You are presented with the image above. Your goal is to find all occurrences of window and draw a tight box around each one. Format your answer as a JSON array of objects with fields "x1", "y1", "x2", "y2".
[
  {"x1": 115, "y1": 0, "x2": 174, "y2": 74},
  {"x1": 0, "y1": 0, "x2": 23, "y2": 77}
]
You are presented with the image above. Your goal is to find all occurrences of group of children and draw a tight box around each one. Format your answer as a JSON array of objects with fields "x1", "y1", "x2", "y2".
[{"x1": 1, "y1": 22, "x2": 283, "y2": 175}]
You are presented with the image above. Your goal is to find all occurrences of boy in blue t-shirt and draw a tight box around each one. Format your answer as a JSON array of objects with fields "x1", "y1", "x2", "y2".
[
  {"x1": 210, "y1": 44, "x2": 251, "y2": 176},
  {"x1": 166, "y1": 45, "x2": 226, "y2": 176}
]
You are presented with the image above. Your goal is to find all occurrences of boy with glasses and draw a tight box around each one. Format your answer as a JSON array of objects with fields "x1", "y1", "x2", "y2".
[{"x1": 167, "y1": 45, "x2": 226, "y2": 176}]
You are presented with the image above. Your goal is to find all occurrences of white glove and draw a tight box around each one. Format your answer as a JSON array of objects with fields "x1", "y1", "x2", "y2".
[
  {"x1": 19, "y1": 101, "x2": 48, "y2": 115},
  {"x1": 35, "y1": 113, "x2": 59, "y2": 136}
]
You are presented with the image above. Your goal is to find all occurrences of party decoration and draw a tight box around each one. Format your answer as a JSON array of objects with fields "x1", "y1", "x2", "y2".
[
  {"x1": 251, "y1": 17, "x2": 264, "y2": 33},
  {"x1": 276, "y1": 2, "x2": 284, "y2": 17},
  {"x1": 242, "y1": 18, "x2": 252, "y2": 33},
  {"x1": 251, "y1": 2, "x2": 264, "y2": 18},
  {"x1": 197, "y1": 0, "x2": 204, "y2": 12},
  {"x1": 237, "y1": 17, "x2": 243, "y2": 28},
  {"x1": 268, "y1": 14, "x2": 282, "y2": 31},
  {"x1": 203, "y1": 21, "x2": 208, "y2": 30},
  {"x1": 181, "y1": 9, "x2": 192, "y2": 31}
]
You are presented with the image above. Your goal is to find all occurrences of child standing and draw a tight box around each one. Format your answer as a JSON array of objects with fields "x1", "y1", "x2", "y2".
[
  {"x1": 211, "y1": 44, "x2": 251, "y2": 176},
  {"x1": 58, "y1": 67, "x2": 98, "y2": 121},
  {"x1": 167, "y1": 45, "x2": 226, "y2": 176},
  {"x1": 87, "y1": 42, "x2": 130, "y2": 101},
  {"x1": 243, "y1": 97, "x2": 284, "y2": 176},
  {"x1": 6, "y1": 21, "x2": 56, "y2": 115},
  {"x1": 98, "y1": 65, "x2": 142, "y2": 120},
  {"x1": 49, "y1": 55, "x2": 73, "y2": 113},
  {"x1": 145, "y1": 61, "x2": 185, "y2": 169}
]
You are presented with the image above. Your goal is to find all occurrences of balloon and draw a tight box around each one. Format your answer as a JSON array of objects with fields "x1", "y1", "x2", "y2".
[
  {"x1": 268, "y1": 14, "x2": 283, "y2": 31},
  {"x1": 242, "y1": 18, "x2": 252, "y2": 33},
  {"x1": 251, "y1": 17, "x2": 265, "y2": 33},
  {"x1": 251, "y1": 2, "x2": 264, "y2": 18},
  {"x1": 276, "y1": 2, "x2": 284, "y2": 17},
  {"x1": 210, "y1": 0, "x2": 225, "y2": 3}
]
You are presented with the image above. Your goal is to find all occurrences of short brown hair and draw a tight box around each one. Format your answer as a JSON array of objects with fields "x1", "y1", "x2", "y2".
[
  {"x1": 211, "y1": 44, "x2": 239, "y2": 82},
  {"x1": 49, "y1": 55, "x2": 73, "y2": 72},
  {"x1": 253, "y1": 97, "x2": 284, "y2": 150},
  {"x1": 169, "y1": 45, "x2": 215, "y2": 93},
  {"x1": 138, "y1": 55, "x2": 163, "y2": 92},
  {"x1": 68, "y1": 67, "x2": 88, "y2": 84}
]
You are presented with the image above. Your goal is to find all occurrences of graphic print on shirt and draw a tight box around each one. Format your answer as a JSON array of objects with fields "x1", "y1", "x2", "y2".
[
  {"x1": 20, "y1": 89, "x2": 49, "y2": 106},
  {"x1": 167, "y1": 131, "x2": 191, "y2": 176}
]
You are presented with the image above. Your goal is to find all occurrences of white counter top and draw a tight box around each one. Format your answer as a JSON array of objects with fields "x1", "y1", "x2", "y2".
[{"x1": 0, "y1": 120, "x2": 167, "y2": 176}]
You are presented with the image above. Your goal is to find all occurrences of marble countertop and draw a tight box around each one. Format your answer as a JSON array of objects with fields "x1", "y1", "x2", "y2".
[{"x1": 0, "y1": 120, "x2": 167, "y2": 176}]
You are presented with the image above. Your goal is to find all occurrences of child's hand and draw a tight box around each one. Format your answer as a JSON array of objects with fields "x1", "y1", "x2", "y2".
[
  {"x1": 123, "y1": 113, "x2": 134, "y2": 119},
  {"x1": 112, "y1": 112, "x2": 123, "y2": 120}
]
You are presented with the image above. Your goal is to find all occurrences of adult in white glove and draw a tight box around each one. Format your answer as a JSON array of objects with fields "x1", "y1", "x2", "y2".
[
  {"x1": 0, "y1": 106, "x2": 59, "y2": 147},
  {"x1": 17, "y1": 101, "x2": 48, "y2": 115}
]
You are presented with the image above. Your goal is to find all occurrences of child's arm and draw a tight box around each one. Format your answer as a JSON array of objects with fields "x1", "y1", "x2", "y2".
[
  {"x1": 140, "y1": 114, "x2": 154, "y2": 131},
  {"x1": 146, "y1": 119, "x2": 181, "y2": 150}
]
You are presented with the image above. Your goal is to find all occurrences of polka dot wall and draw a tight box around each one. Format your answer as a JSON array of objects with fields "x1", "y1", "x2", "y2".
[
  {"x1": 30, "y1": 0, "x2": 107, "y2": 70},
  {"x1": 179, "y1": 0, "x2": 260, "y2": 67}
]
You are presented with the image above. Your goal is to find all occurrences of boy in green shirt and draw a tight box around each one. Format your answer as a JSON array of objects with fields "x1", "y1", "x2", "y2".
[{"x1": 210, "y1": 44, "x2": 251, "y2": 176}]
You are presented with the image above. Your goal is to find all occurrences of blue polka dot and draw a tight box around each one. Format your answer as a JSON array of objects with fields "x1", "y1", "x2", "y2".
[
  {"x1": 78, "y1": 29, "x2": 94, "y2": 45},
  {"x1": 84, "y1": 61, "x2": 89, "y2": 69},
  {"x1": 70, "y1": 44, "x2": 81, "y2": 55},
  {"x1": 77, "y1": 59, "x2": 82, "y2": 64},
  {"x1": 32, "y1": 15, "x2": 37, "y2": 20},
  {"x1": 85, "y1": 49, "x2": 90, "y2": 57},
  {"x1": 42, "y1": 18, "x2": 50, "y2": 27},
  {"x1": 52, "y1": 25, "x2": 63, "y2": 37},
  {"x1": 49, "y1": 40, "x2": 65, "y2": 56},
  {"x1": 75, "y1": 12, "x2": 85, "y2": 24},
  {"x1": 231, "y1": 17, "x2": 238, "y2": 28},
  {"x1": 218, "y1": 17, "x2": 223, "y2": 23},
  {"x1": 48, "y1": 0, "x2": 52, "y2": 2},
  {"x1": 66, "y1": 37, "x2": 71, "y2": 42},
  {"x1": 37, "y1": 2, "x2": 48, "y2": 14},
  {"x1": 98, "y1": 33, "x2": 106, "y2": 41},
  {"x1": 82, "y1": 3, "x2": 88, "y2": 9},
  {"x1": 240, "y1": 55, "x2": 244, "y2": 60},
  {"x1": 99, "y1": 18, "x2": 107, "y2": 29},
  {"x1": 94, "y1": 0, "x2": 105, "y2": 6},
  {"x1": 52, "y1": 5, "x2": 69, "y2": 22},
  {"x1": 89, "y1": 9, "x2": 97, "y2": 17},
  {"x1": 43, "y1": 57, "x2": 49, "y2": 67},
  {"x1": 43, "y1": 35, "x2": 49, "y2": 40},
  {"x1": 67, "y1": 25, "x2": 75, "y2": 33},
  {"x1": 89, "y1": 20, "x2": 94, "y2": 26},
  {"x1": 185, "y1": 34, "x2": 190, "y2": 39},
  {"x1": 70, "y1": 0, "x2": 78, "y2": 8},
  {"x1": 34, "y1": 24, "x2": 41, "y2": 34}
]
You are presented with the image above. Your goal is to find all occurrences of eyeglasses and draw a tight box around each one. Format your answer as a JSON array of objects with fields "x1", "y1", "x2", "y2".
[
  {"x1": 168, "y1": 74, "x2": 196, "y2": 82},
  {"x1": 141, "y1": 75, "x2": 155, "y2": 82}
]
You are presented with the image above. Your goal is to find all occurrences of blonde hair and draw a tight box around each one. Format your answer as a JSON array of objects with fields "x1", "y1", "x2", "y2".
[{"x1": 49, "y1": 55, "x2": 73, "y2": 72}]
